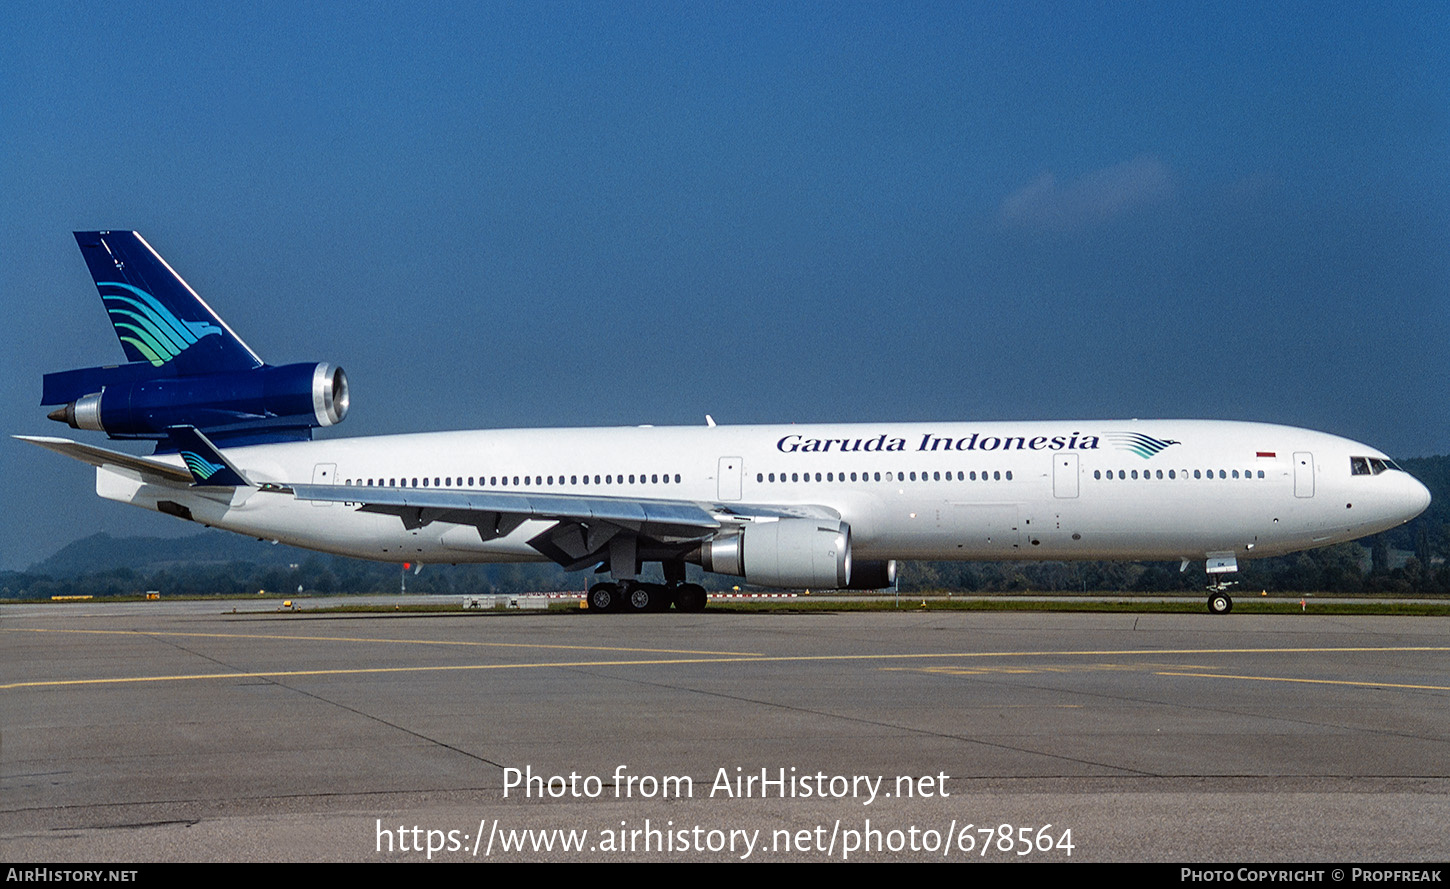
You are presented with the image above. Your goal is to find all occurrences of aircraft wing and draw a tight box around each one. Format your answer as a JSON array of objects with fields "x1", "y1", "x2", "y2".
[
  {"x1": 289, "y1": 483, "x2": 839, "y2": 570},
  {"x1": 15, "y1": 435, "x2": 193, "y2": 486}
]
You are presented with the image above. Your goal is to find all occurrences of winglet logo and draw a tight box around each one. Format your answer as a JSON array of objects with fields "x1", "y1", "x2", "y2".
[
  {"x1": 1105, "y1": 431, "x2": 1180, "y2": 459},
  {"x1": 180, "y1": 450, "x2": 225, "y2": 481},
  {"x1": 100, "y1": 282, "x2": 221, "y2": 366}
]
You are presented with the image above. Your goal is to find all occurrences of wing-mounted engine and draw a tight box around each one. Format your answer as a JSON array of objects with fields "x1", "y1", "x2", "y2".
[{"x1": 696, "y1": 518, "x2": 894, "y2": 590}]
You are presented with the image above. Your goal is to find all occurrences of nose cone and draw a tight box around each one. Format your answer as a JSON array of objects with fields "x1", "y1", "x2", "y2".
[{"x1": 1405, "y1": 475, "x2": 1432, "y2": 520}]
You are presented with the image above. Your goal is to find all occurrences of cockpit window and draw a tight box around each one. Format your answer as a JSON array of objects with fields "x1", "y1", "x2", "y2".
[{"x1": 1351, "y1": 456, "x2": 1399, "y2": 475}]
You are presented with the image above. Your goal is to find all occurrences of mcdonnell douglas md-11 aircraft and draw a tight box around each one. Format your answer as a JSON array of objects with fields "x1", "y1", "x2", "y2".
[{"x1": 21, "y1": 232, "x2": 1431, "y2": 614}]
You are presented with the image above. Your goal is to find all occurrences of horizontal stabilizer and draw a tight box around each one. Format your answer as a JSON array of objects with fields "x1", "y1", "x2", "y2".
[
  {"x1": 166, "y1": 426, "x2": 253, "y2": 487},
  {"x1": 14, "y1": 435, "x2": 192, "y2": 485}
]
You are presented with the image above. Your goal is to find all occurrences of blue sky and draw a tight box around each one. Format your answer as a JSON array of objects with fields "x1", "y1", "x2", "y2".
[{"x1": 2, "y1": 1, "x2": 1446, "y2": 569}]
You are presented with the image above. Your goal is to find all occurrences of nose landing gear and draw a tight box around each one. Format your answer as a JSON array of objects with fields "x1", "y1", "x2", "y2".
[{"x1": 1207, "y1": 588, "x2": 1234, "y2": 614}]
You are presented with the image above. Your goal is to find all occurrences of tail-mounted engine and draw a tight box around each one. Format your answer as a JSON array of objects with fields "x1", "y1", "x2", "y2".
[{"x1": 45, "y1": 361, "x2": 348, "y2": 446}]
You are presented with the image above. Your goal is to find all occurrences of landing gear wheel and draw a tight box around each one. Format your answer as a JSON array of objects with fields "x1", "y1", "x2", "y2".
[
  {"x1": 674, "y1": 583, "x2": 707, "y2": 613},
  {"x1": 588, "y1": 582, "x2": 622, "y2": 613},
  {"x1": 625, "y1": 582, "x2": 664, "y2": 613},
  {"x1": 1207, "y1": 592, "x2": 1233, "y2": 614}
]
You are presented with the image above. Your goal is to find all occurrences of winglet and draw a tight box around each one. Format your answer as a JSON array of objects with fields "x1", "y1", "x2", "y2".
[{"x1": 166, "y1": 426, "x2": 253, "y2": 487}]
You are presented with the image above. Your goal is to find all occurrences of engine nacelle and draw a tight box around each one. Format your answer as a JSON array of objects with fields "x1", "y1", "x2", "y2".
[
  {"x1": 699, "y1": 519, "x2": 852, "y2": 589},
  {"x1": 844, "y1": 560, "x2": 897, "y2": 590},
  {"x1": 48, "y1": 362, "x2": 348, "y2": 444}
]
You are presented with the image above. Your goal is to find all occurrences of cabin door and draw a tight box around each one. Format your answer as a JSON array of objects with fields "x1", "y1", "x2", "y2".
[
  {"x1": 312, "y1": 463, "x2": 337, "y2": 506},
  {"x1": 1053, "y1": 454, "x2": 1079, "y2": 498},
  {"x1": 1293, "y1": 452, "x2": 1314, "y2": 498},
  {"x1": 717, "y1": 456, "x2": 742, "y2": 501}
]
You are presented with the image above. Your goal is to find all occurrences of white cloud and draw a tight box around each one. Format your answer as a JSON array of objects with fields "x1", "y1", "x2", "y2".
[{"x1": 999, "y1": 155, "x2": 1174, "y2": 229}]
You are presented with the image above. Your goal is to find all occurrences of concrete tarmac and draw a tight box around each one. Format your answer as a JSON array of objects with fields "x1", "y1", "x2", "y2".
[{"x1": 3, "y1": 601, "x2": 1447, "y2": 862}]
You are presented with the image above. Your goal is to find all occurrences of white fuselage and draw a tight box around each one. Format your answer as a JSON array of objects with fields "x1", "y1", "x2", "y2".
[{"x1": 95, "y1": 419, "x2": 1430, "y2": 571}]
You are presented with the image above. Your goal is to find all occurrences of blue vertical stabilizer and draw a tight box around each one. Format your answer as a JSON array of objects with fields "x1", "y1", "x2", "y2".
[{"x1": 73, "y1": 231, "x2": 264, "y2": 375}]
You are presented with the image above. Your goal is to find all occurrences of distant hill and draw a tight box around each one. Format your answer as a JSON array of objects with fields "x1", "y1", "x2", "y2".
[{"x1": 29, "y1": 531, "x2": 321, "y2": 577}]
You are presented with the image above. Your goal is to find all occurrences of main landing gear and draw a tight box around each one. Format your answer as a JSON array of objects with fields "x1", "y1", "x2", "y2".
[{"x1": 586, "y1": 581, "x2": 709, "y2": 614}]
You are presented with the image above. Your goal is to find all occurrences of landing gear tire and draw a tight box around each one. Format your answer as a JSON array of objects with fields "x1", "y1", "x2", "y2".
[
  {"x1": 625, "y1": 582, "x2": 666, "y2": 613},
  {"x1": 588, "y1": 582, "x2": 622, "y2": 613},
  {"x1": 674, "y1": 583, "x2": 707, "y2": 613},
  {"x1": 1207, "y1": 592, "x2": 1233, "y2": 614}
]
